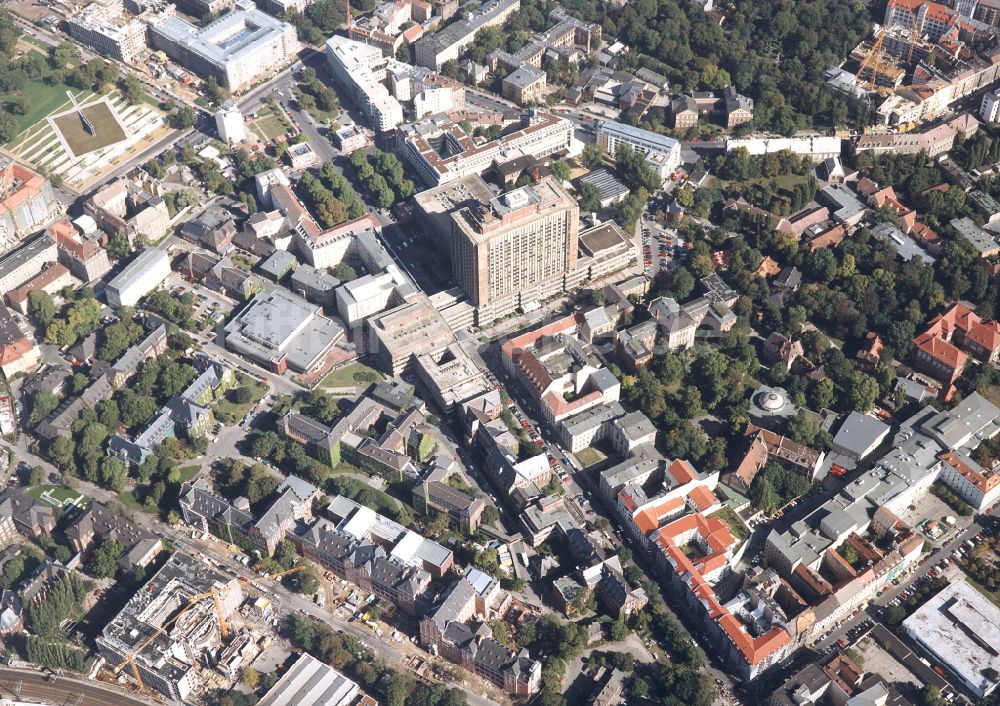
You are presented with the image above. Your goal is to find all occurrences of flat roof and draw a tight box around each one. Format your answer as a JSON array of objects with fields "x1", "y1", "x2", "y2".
[
  {"x1": 903, "y1": 579, "x2": 1000, "y2": 698},
  {"x1": 579, "y1": 221, "x2": 631, "y2": 257}
]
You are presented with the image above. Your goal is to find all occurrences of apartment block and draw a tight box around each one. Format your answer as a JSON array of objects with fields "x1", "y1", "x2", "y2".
[{"x1": 67, "y1": 0, "x2": 148, "y2": 63}]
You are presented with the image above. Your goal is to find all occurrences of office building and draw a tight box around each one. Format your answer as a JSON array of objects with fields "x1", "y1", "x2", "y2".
[
  {"x1": 147, "y1": 0, "x2": 299, "y2": 91},
  {"x1": 224, "y1": 289, "x2": 343, "y2": 374},
  {"x1": 903, "y1": 579, "x2": 1000, "y2": 698},
  {"x1": 414, "y1": 0, "x2": 520, "y2": 69},
  {"x1": 0, "y1": 161, "x2": 57, "y2": 252},
  {"x1": 326, "y1": 36, "x2": 404, "y2": 132},
  {"x1": 367, "y1": 294, "x2": 456, "y2": 376},
  {"x1": 450, "y1": 176, "x2": 579, "y2": 324},
  {"x1": 397, "y1": 111, "x2": 573, "y2": 186},
  {"x1": 105, "y1": 246, "x2": 171, "y2": 307},
  {"x1": 215, "y1": 105, "x2": 246, "y2": 143},
  {"x1": 96, "y1": 552, "x2": 244, "y2": 702},
  {"x1": 67, "y1": 0, "x2": 148, "y2": 63},
  {"x1": 596, "y1": 120, "x2": 681, "y2": 176}
]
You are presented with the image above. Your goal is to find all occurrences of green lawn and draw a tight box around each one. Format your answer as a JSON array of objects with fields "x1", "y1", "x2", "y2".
[
  {"x1": 320, "y1": 362, "x2": 383, "y2": 389},
  {"x1": 249, "y1": 105, "x2": 290, "y2": 142},
  {"x1": 25, "y1": 485, "x2": 90, "y2": 514},
  {"x1": 708, "y1": 505, "x2": 750, "y2": 550},
  {"x1": 575, "y1": 447, "x2": 606, "y2": 468},
  {"x1": 177, "y1": 466, "x2": 200, "y2": 483},
  {"x1": 6, "y1": 51, "x2": 92, "y2": 140},
  {"x1": 213, "y1": 373, "x2": 268, "y2": 424},
  {"x1": 118, "y1": 489, "x2": 156, "y2": 514}
]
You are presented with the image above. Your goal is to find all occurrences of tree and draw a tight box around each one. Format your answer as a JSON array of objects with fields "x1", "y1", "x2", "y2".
[
  {"x1": 608, "y1": 620, "x2": 629, "y2": 642},
  {"x1": 236, "y1": 667, "x2": 260, "y2": 694},
  {"x1": 171, "y1": 106, "x2": 196, "y2": 129},
  {"x1": 577, "y1": 182, "x2": 603, "y2": 213},
  {"x1": 549, "y1": 161, "x2": 571, "y2": 182},
  {"x1": 333, "y1": 263, "x2": 357, "y2": 281},
  {"x1": 582, "y1": 143, "x2": 603, "y2": 170},
  {"x1": 88, "y1": 539, "x2": 124, "y2": 578},
  {"x1": 120, "y1": 74, "x2": 145, "y2": 104},
  {"x1": 28, "y1": 465, "x2": 44, "y2": 486},
  {"x1": 27, "y1": 290, "x2": 56, "y2": 326},
  {"x1": 481, "y1": 505, "x2": 500, "y2": 527}
]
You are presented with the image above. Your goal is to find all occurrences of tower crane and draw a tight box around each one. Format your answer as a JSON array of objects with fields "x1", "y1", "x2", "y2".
[{"x1": 112, "y1": 564, "x2": 306, "y2": 692}]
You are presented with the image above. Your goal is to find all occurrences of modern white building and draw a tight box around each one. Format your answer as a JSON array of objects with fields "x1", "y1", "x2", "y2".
[
  {"x1": 902, "y1": 579, "x2": 1000, "y2": 699},
  {"x1": 335, "y1": 265, "x2": 410, "y2": 327},
  {"x1": 147, "y1": 0, "x2": 299, "y2": 91},
  {"x1": 105, "y1": 246, "x2": 171, "y2": 307},
  {"x1": 596, "y1": 120, "x2": 681, "y2": 176},
  {"x1": 982, "y1": 91, "x2": 1000, "y2": 122},
  {"x1": 215, "y1": 105, "x2": 246, "y2": 144},
  {"x1": 325, "y1": 35, "x2": 404, "y2": 132}
]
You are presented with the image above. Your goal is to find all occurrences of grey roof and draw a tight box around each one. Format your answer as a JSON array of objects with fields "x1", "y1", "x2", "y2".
[
  {"x1": 951, "y1": 216, "x2": 999, "y2": 256},
  {"x1": 257, "y1": 652, "x2": 359, "y2": 706},
  {"x1": 831, "y1": 412, "x2": 890, "y2": 459},
  {"x1": 922, "y1": 391, "x2": 1000, "y2": 450},
  {"x1": 428, "y1": 577, "x2": 477, "y2": 628},
  {"x1": 0, "y1": 235, "x2": 55, "y2": 286},
  {"x1": 258, "y1": 249, "x2": 298, "y2": 279},
  {"x1": 872, "y1": 222, "x2": 935, "y2": 265},
  {"x1": 289, "y1": 263, "x2": 340, "y2": 293},
  {"x1": 504, "y1": 65, "x2": 545, "y2": 88}
]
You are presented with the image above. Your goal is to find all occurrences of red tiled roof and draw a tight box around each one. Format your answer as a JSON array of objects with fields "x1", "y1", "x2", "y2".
[{"x1": 914, "y1": 330, "x2": 967, "y2": 371}]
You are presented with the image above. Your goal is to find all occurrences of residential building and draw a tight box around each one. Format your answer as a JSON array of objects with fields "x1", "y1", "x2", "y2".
[
  {"x1": 731, "y1": 425, "x2": 825, "y2": 493},
  {"x1": 224, "y1": 289, "x2": 344, "y2": 373},
  {"x1": 450, "y1": 176, "x2": 579, "y2": 325},
  {"x1": 0, "y1": 305, "x2": 40, "y2": 379},
  {"x1": 0, "y1": 234, "x2": 58, "y2": 295},
  {"x1": 105, "y1": 246, "x2": 171, "y2": 307},
  {"x1": 982, "y1": 90, "x2": 1000, "y2": 121},
  {"x1": 502, "y1": 66, "x2": 546, "y2": 104},
  {"x1": 215, "y1": 105, "x2": 246, "y2": 144},
  {"x1": 85, "y1": 176, "x2": 171, "y2": 243},
  {"x1": 5, "y1": 264, "x2": 71, "y2": 315},
  {"x1": 500, "y1": 313, "x2": 620, "y2": 425},
  {"x1": 0, "y1": 160, "x2": 57, "y2": 252},
  {"x1": 96, "y1": 552, "x2": 244, "y2": 701},
  {"x1": 396, "y1": 111, "x2": 573, "y2": 186},
  {"x1": 726, "y1": 136, "x2": 842, "y2": 162},
  {"x1": 413, "y1": 0, "x2": 520, "y2": 69},
  {"x1": 419, "y1": 577, "x2": 541, "y2": 694},
  {"x1": 50, "y1": 220, "x2": 112, "y2": 282},
  {"x1": 289, "y1": 264, "x2": 340, "y2": 306},
  {"x1": 902, "y1": 579, "x2": 1000, "y2": 699},
  {"x1": 412, "y1": 461, "x2": 487, "y2": 531},
  {"x1": 64, "y1": 502, "x2": 162, "y2": 569},
  {"x1": 951, "y1": 216, "x2": 1000, "y2": 257},
  {"x1": 670, "y1": 86, "x2": 754, "y2": 129},
  {"x1": 66, "y1": 0, "x2": 148, "y2": 63},
  {"x1": 333, "y1": 123, "x2": 370, "y2": 152},
  {"x1": 0, "y1": 490, "x2": 56, "y2": 539},
  {"x1": 147, "y1": 0, "x2": 299, "y2": 90},
  {"x1": 325, "y1": 36, "x2": 404, "y2": 132}
]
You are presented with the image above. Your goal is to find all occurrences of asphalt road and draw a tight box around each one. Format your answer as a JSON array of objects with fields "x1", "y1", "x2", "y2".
[{"x1": 0, "y1": 666, "x2": 158, "y2": 706}]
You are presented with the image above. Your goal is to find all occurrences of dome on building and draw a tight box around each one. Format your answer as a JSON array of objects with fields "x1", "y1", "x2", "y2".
[{"x1": 759, "y1": 389, "x2": 787, "y2": 411}]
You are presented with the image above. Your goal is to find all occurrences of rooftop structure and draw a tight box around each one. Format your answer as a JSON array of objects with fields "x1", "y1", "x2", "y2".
[
  {"x1": 147, "y1": 0, "x2": 299, "y2": 90},
  {"x1": 367, "y1": 294, "x2": 456, "y2": 376},
  {"x1": 902, "y1": 579, "x2": 1000, "y2": 698},
  {"x1": 224, "y1": 289, "x2": 343, "y2": 373}
]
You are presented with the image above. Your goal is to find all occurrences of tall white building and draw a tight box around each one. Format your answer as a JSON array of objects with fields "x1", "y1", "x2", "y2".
[
  {"x1": 66, "y1": 0, "x2": 149, "y2": 63},
  {"x1": 215, "y1": 105, "x2": 246, "y2": 144},
  {"x1": 982, "y1": 90, "x2": 1000, "y2": 122},
  {"x1": 325, "y1": 35, "x2": 404, "y2": 132}
]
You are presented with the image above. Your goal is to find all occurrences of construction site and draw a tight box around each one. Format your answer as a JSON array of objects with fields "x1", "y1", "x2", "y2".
[
  {"x1": 95, "y1": 552, "x2": 300, "y2": 703},
  {"x1": 832, "y1": 0, "x2": 1000, "y2": 127}
]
